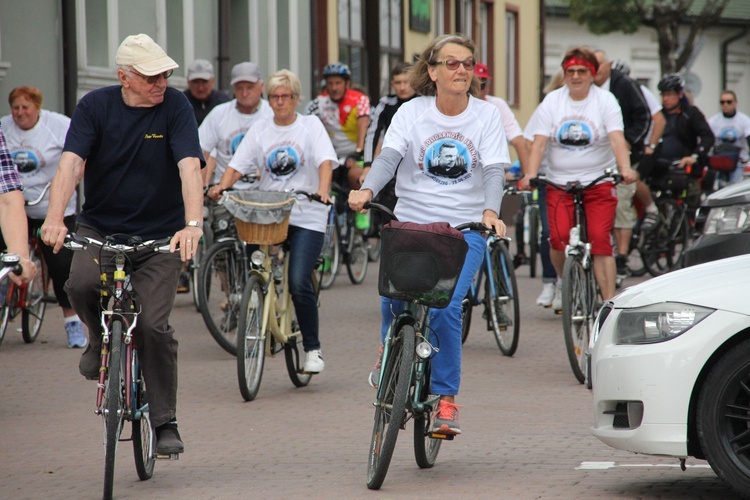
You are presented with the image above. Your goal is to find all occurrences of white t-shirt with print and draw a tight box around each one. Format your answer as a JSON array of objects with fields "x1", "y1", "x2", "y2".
[
  {"x1": 524, "y1": 107, "x2": 549, "y2": 175},
  {"x1": 485, "y1": 95, "x2": 523, "y2": 142},
  {"x1": 199, "y1": 99, "x2": 272, "y2": 188},
  {"x1": 229, "y1": 113, "x2": 338, "y2": 233},
  {"x1": 709, "y1": 111, "x2": 750, "y2": 163},
  {"x1": 0, "y1": 110, "x2": 75, "y2": 219},
  {"x1": 527, "y1": 85, "x2": 623, "y2": 186},
  {"x1": 382, "y1": 95, "x2": 510, "y2": 226}
]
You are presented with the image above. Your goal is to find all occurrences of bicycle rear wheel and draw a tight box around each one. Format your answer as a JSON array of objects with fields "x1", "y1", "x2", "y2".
[
  {"x1": 131, "y1": 349, "x2": 155, "y2": 480},
  {"x1": 346, "y1": 231, "x2": 369, "y2": 284},
  {"x1": 284, "y1": 307, "x2": 312, "y2": 387},
  {"x1": 486, "y1": 242, "x2": 520, "y2": 356},
  {"x1": 366, "y1": 235, "x2": 382, "y2": 262},
  {"x1": 190, "y1": 239, "x2": 205, "y2": 312},
  {"x1": 460, "y1": 294, "x2": 472, "y2": 345},
  {"x1": 0, "y1": 300, "x2": 10, "y2": 347},
  {"x1": 237, "y1": 275, "x2": 267, "y2": 401},
  {"x1": 318, "y1": 222, "x2": 340, "y2": 290},
  {"x1": 198, "y1": 240, "x2": 242, "y2": 355},
  {"x1": 367, "y1": 323, "x2": 414, "y2": 490},
  {"x1": 103, "y1": 320, "x2": 124, "y2": 500},
  {"x1": 413, "y1": 361, "x2": 441, "y2": 468},
  {"x1": 528, "y1": 206, "x2": 539, "y2": 278},
  {"x1": 21, "y1": 249, "x2": 46, "y2": 343},
  {"x1": 561, "y1": 256, "x2": 593, "y2": 384},
  {"x1": 642, "y1": 200, "x2": 689, "y2": 277}
]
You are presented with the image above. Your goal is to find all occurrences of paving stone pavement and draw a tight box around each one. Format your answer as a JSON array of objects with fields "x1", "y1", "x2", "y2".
[{"x1": 0, "y1": 260, "x2": 741, "y2": 499}]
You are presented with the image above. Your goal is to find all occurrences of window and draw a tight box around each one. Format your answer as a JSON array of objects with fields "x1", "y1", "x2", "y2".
[
  {"x1": 379, "y1": 0, "x2": 404, "y2": 95},
  {"x1": 338, "y1": 0, "x2": 366, "y2": 85},
  {"x1": 456, "y1": 0, "x2": 473, "y2": 37},
  {"x1": 505, "y1": 6, "x2": 519, "y2": 105},
  {"x1": 479, "y1": 1, "x2": 494, "y2": 75},
  {"x1": 434, "y1": 0, "x2": 448, "y2": 36}
]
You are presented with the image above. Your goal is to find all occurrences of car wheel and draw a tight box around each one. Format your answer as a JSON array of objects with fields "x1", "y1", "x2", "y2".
[{"x1": 696, "y1": 339, "x2": 750, "y2": 496}]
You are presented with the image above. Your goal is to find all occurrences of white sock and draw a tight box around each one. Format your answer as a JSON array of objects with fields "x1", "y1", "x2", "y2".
[
  {"x1": 645, "y1": 203, "x2": 658, "y2": 214},
  {"x1": 64, "y1": 314, "x2": 81, "y2": 324}
]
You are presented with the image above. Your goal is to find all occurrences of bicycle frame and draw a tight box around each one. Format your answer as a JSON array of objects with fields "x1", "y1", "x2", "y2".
[
  {"x1": 251, "y1": 245, "x2": 299, "y2": 350},
  {"x1": 465, "y1": 235, "x2": 506, "y2": 308}
]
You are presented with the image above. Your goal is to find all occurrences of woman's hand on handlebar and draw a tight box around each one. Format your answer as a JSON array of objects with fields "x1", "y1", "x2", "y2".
[
  {"x1": 348, "y1": 188, "x2": 373, "y2": 213},
  {"x1": 518, "y1": 174, "x2": 534, "y2": 191},
  {"x1": 315, "y1": 189, "x2": 332, "y2": 205},
  {"x1": 619, "y1": 165, "x2": 638, "y2": 184},
  {"x1": 9, "y1": 256, "x2": 37, "y2": 286},
  {"x1": 482, "y1": 210, "x2": 507, "y2": 237}
]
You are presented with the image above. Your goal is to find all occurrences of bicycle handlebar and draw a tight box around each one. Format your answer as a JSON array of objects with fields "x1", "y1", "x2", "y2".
[
  {"x1": 62, "y1": 233, "x2": 174, "y2": 254},
  {"x1": 530, "y1": 168, "x2": 621, "y2": 192},
  {"x1": 292, "y1": 190, "x2": 332, "y2": 205},
  {"x1": 0, "y1": 254, "x2": 22, "y2": 280},
  {"x1": 364, "y1": 202, "x2": 495, "y2": 235}
]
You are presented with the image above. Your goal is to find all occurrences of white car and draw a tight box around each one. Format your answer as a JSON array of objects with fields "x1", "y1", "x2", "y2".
[{"x1": 590, "y1": 254, "x2": 750, "y2": 496}]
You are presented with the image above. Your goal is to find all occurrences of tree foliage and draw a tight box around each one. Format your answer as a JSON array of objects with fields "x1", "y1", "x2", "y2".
[{"x1": 568, "y1": 0, "x2": 730, "y2": 74}]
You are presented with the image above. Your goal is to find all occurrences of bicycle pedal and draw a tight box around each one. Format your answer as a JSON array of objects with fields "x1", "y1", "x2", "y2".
[
  {"x1": 156, "y1": 453, "x2": 180, "y2": 460},
  {"x1": 429, "y1": 433, "x2": 455, "y2": 440},
  {"x1": 554, "y1": 308, "x2": 562, "y2": 315}
]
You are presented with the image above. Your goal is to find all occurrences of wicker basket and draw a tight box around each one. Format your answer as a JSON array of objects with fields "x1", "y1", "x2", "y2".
[{"x1": 224, "y1": 191, "x2": 296, "y2": 245}]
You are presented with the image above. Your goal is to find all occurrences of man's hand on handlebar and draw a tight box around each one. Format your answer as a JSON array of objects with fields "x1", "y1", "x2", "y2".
[
  {"x1": 619, "y1": 165, "x2": 638, "y2": 184},
  {"x1": 40, "y1": 219, "x2": 70, "y2": 255},
  {"x1": 170, "y1": 225, "x2": 203, "y2": 263},
  {"x1": 348, "y1": 188, "x2": 373, "y2": 212}
]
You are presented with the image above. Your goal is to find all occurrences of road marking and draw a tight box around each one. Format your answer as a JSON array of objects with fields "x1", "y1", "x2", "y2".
[{"x1": 577, "y1": 461, "x2": 711, "y2": 470}]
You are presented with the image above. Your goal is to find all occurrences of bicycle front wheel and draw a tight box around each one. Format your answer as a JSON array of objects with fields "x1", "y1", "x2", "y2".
[
  {"x1": 237, "y1": 275, "x2": 267, "y2": 401},
  {"x1": 22, "y1": 249, "x2": 46, "y2": 343},
  {"x1": 103, "y1": 320, "x2": 124, "y2": 500},
  {"x1": 318, "y1": 223, "x2": 340, "y2": 290},
  {"x1": 367, "y1": 323, "x2": 415, "y2": 490},
  {"x1": 528, "y1": 206, "x2": 540, "y2": 278},
  {"x1": 131, "y1": 349, "x2": 155, "y2": 480},
  {"x1": 413, "y1": 362, "x2": 441, "y2": 468},
  {"x1": 486, "y1": 242, "x2": 520, "y2": 356},
  {"x1": 346, "y1": 231, "x2": 369, "y2": 284},
  {"x1": 198, "y1": 240, "x2": 242, "y2": 355},
  {"x1": 190, "y1": 239, "x2": 205, "y2": 312},
  {"x1": 561, "y1": 256, "x2": 593, "y2": 384},
  {"x1": 460, "y1": 294, "x2": 472, "y2": 345},
  {"x1": 0, "y1": 300, "x2": 10, "y2": 347},
  {"x1": 642, "y1": 200, "x2": 689, "y2": 277}
]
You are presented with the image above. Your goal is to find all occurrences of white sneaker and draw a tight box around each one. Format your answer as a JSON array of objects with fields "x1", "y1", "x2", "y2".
[
  {"x1": 536, "y1": 282, "x2": 556, "y2": 307},
  {"x1": 304, "y1": 349, "x2": 325, "y2": 373},
  {"x1": 551, "y1": 280, "x2": 563, "y2": 311}
]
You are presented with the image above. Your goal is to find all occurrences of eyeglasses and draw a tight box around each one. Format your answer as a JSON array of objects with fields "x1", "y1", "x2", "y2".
[
  {"x1": 720, "y1": 100, "x2": 735, "y2": 104},
  {"x1": 565, "y1": 68, "x2": 590, "y2": 77},
  {"x1": 268, "y1": 93, "x2": 297, "y2": 102},
  {"x1": 434, "y1": 58, "x2": 476, "y2": 71},
  {"x1": 129, "y1": 69, "x2": 173, "y2": 85}
]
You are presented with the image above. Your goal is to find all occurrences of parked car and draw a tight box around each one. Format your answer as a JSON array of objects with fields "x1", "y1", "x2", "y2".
[
  {"x1": 684, "y1": 177, "x2": 750, "y2": 267},
  {"x1": 589, "y1": 254, "x2": 750, "y2": 496}
]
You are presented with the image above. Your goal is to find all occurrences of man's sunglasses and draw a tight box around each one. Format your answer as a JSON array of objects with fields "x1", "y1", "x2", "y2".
[
  {"x1": 720, "y1": 100, "x2": 735, "y2": 104},
  {"x1": 129, "y1": 69, "x2": 174, "y2": 85}
]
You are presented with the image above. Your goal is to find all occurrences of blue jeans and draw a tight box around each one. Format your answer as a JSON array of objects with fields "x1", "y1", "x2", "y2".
[
  {"x1": 287, "y1": 225, "x2": 324, "y2": 351},
  {"x1": 380, "y1": 231, "x2": 484, "y2": 395},
  {"x1": 537, "y1": 185, "x2": 557, "y2": 283}
]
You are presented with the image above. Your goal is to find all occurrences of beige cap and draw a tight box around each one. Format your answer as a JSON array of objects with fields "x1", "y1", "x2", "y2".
[
  {"x1": 230, "y1": 62, "x2": 262, "y2": 85},
  {"x1": 115, "y1": 34, "x2": 178, "y2": 76},
  {"x1": 187, "y1": 59, "x2": 214, "y2": 81}
]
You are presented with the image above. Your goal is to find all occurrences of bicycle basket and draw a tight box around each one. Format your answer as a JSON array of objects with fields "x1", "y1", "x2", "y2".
[
  {"x1": 378, "y1": 221, "x2": 468, "y2": 309},
  {"x1": 708, "y1": 144, "x2": 741, "y2": 173},
  {"x1": 223, "y1": 190, "x2": 296, "y2": 245}
]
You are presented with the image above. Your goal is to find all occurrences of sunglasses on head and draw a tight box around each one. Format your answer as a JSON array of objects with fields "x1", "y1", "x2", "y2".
[
  {"x1": 434, "y1": 58, "x2": 476, "y2": 71},
  {"x1": 129, "y1": 69, "x2": 174, "y2": 85}
]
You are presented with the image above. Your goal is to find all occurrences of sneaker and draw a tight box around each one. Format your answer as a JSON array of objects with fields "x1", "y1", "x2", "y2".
[
  {"x1": 640, "y1": 212, "x2": 659, "y2": 232},
  {"x1": 368, "y1": 344, "x2": 384, "y2": 389},
  {"x1": 155, "y1": 421, "x2": 184, "y2": 454},
  {"x1": 65, "y1": 320, "x2": 88, "y2": 348},
  {"x1": 432, "y1": 399, "x2": 463, "y2": 435},
  {"x1": 551, "y1": 280, "x2": 563, "y2": 311},
  {"x1": 303, "y1": 349, "x2": 325, "y2": 373},
  {"x1": 536, "y1": 282, "x2": 556, "y2": 307},
  {"x1": 79, "y1": 344, "x2": 100, "y2": 380},
  {"x1": 176, "y1": 272, "x2": 190, "y2": 294}
]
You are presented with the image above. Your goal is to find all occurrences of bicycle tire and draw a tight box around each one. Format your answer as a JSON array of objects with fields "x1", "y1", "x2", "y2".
[
  {"x1": 237, "y1": 275, "x2": 266, "y2": 401},
  {"x1": 528, "y1": 206, "x2": 539, "y2": 278},
  {"x1": 460, "y1": 294, "x2": 472, "y2": 345},
  {"x1": 346, "y1": 231, "x2": 369, "y2": 285},
  {"x1": 561, "y1": 256, "x2": 592, "y2": 384},
  {"x1": 131, "y1": 349, "x2": 155, "y2": 480},
  {"x1": 190, "y1": 239, "x2": 204, "y2": 312},
  {"x1": 366, "y1": 236, "x2": 382, "y2": 262},
  {"x1": 103, "y1": 320, "x2": 124, "y2": 500},
  {"x1": 318, "y1": 222, "x2": 340, "y2": 290},
  {"x1": 284, "y1": 333, "x2": 312, "y2": 387},
  {"x1": 21, "y1": 249, "x2": 46, "y2": 343},
  {"x1": 413, "y1": 362, "x2": 441, "y2": 468},
  {"x1": 366, "y1": 323, "x2": 415, "y2": 490},
  {"x1": 198, "y1": 240, "x2": 243, "y2": 356},
  {"x1": 642, "y1": 200, "x2": 689, "y2": 277},
  {"x1": 486, "y1": 242, "x2": 520, "y2": 356}
]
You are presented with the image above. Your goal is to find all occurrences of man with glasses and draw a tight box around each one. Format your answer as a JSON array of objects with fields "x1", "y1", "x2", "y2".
[
  {"x1": 708, "y1": 90, "x2": 750, "y2": 184},
  {"x1": 41, "y1": 33, "x2": 205, "y2": 456}
]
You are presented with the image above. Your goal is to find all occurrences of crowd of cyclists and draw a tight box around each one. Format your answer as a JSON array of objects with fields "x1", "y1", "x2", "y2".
[{"x1": 1, "y1": 31, "x2": 748, "y2": 465}]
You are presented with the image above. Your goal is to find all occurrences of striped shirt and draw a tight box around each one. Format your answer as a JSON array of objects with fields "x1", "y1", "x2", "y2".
[{"x1": 0, "y1": 124, "x2": 22, "y2": 195}]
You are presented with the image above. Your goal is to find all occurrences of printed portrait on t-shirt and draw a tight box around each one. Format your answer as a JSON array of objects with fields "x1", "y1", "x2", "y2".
[
  {"x1": 558, "y1": 121, "x2": 592, "y2": 146},
  {"x1": 718, "y1": 127, "x2": 740, "y2": 145},
  {"x1": 230, "y1": 132, "x2": 247, "y2": 155},
  {"x1": 266, "y1": 146, "x2": 299, "y2": 178},
  {"x1": 426, "y1": 141, "x2": 469, "y2": 179},
  {"x1": 11, "y1": 149, "x2": 40, "y2": 174}
]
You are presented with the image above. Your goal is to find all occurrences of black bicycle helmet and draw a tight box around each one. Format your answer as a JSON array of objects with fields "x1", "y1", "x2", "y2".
[
  {"x1": 611, "y1": 59, "x2": 631, "y2": 76},
  {"x1": 322, "y1": 62, "x2": 352, "y2": 79},
  {"x1": 658, "y1": 73, "x2": 684, "y2": 92}
]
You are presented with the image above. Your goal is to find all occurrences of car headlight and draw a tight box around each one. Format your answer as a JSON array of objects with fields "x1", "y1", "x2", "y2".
[
  {"x1": 703, "y1": 204, "x2": 750, "y2": 235},
  {"x1": 615, "y1": 302, "x2": 714, "y2": 344}
]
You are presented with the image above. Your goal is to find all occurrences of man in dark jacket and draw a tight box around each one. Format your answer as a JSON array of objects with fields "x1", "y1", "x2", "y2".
[
  {"x1": 594, "y1": 51, "x2": 652, "y2": 280},
  {"x1": 183, "y1": 59, "x2": 230, "y2": 126}
]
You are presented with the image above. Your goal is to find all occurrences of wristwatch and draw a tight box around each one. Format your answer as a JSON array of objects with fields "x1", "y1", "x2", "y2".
[
  {"x1": 186, "y1": 220, "x2": 201, "y2": 227},
  {"x1": 648, "y1": 143, "x2": 657, "y2": 149}
]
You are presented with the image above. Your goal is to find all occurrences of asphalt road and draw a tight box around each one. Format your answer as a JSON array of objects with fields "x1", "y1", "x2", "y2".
[{"x1": 0, "y1": 258, "x2": 741, "y2": 499}]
